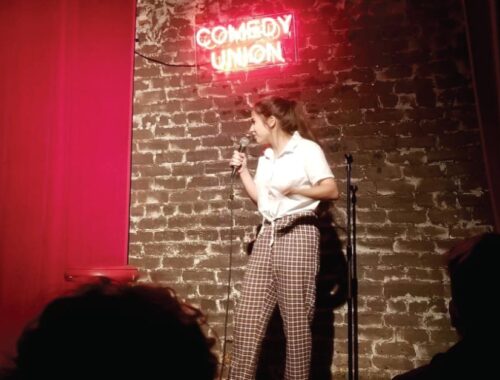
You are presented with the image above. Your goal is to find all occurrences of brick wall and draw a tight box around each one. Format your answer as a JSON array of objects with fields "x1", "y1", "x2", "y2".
[{"x1": 130, "y1": 0, "x2": 494, "y2": 378}]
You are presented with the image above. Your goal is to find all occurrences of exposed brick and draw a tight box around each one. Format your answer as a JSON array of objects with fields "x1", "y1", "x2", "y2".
[
  {"x1": 167, "y1": 86, "x2": 197, "y2": 99},
  {"x1": 133, "y1": 129, "x2": 154, "y2": 140},
  {"x1": 428, "y1": 208, "x2": 470, "y2": 224},
  {"x1": 187, "y1": 112, "x2": 203, "y2": 123},
  {"x1": 178, "y1": 203, "x2": 192, "y2": 214},
  {"x1": 181, "y1": 98, "x2": 213, "y2": 112},
  {"x1": 365, "y1": 109, "x2": 405, "y2": 123},
  {"x1": 143, "y1": 242, "x2": 172, "y2": 256},
  {"x1": 134, "y1": 66, "x2": 161, "y2": 78},
  {"x1": 202, "y1": 135, "x2": 233, "y2": 148},
  {"x1": 132, "y1": 165, "x2": 172, "y2": 177},
  {"x1": 385, "y1": 65, "x2": 413, "y2": 79},
  {"x1": 372, "y1": 355, "x2": 413, "y2": 370},
  {"x1": 137, "y1": 217, "x2": 167, "y2": 230},
  {"x1": 182, "y1": 270, "x2": 215, "y2": 282},
  {"x1": 357, "y1": 210, "x2": 387, "y2": 224},
  {"x1": 384, "y1": 282, "x2": 444, "y2": 298},
  {"x1": 423, "y1": 314, "x2": 452, "y2": 330},
  {"x1": 375, "y1": 342, "x2": 415, "y2": 356},
  {"x1": 416, "y1": 178, "x2": 457, "y2": 192},
  {"x1": 326, "y1": 110, "x2": 363, "y2": 126},
  {"x1": 132, "y1": 153, "x2": 154, "y2": 165},
  {"x1": 185, "y1": 149, "x2": 219, "y2": 162},
  {"x1": 407, "y1": 268, "x2": 444, "y2": 282},
  {"x1": 198, "y1": 284, "x2": 225, "y2": 297},
  {"x1": 186, "y1": 230, "x2": 219, "y2": 241},
  {"x1": 409, "y1": 298, "x2": 447, "y2": 314},
  {"x1": 135, "y1": 89, "x2": 165, "y2": 104},
  {"x1": 130, "y1": 1, "x2": 495, "y2": 379},
  {"x1": 169, "y1": 189, "x2": 200, "y2": 202},
  {"x1": 150, "y1": 269, "x2": 182, "y2": 283},
  {"x1": 141, "y1": 191, "x2": 170, "y2": 203},
  {"x1": 171, "y1": 163, "x2": 201, "y2": 176},
  {"x1": 173, "y1": 242, "x2": 208, "y2": 255},
  {"x1": 376, "y1": 180, "x2": 416, "y2": 194},
  {"x1": 129, "y1": 255, "x2": 161, "y2": 269},
  {"x1": 165, "y1": 115, "x2": 186, "y2": 128},
  {"x1": 168, "y1": 215, "x2": 200, "y2": 228},
  {"x1": 375, "y1": 195, "x2": 414, "y2": 210},
  {"x1": 396, "y1": 328, "x2": 429, "y2": 344},
  {"x1": 387, "y1": 210, "x2": 427, "y2": 224},
  {"x1": 359, "y1": 327, "x2": 393, "y2": 341},
  {"x1": 154, "y1": 230, "x2": 185, "y2": 241},
  {"x1": 150, "y1": 76, "x2": 182, "y2": 88},
  {"x1": 155, "y1": 177, "x2": 186, "y2": 189},
  {"x1": 187, "y1": 176, "x2": 219, "y2": 188},
  {"x1": 429, "y1": 328, "x2": 457, "y2": 343},
  {"x1": 128, "y1": 243, "x2": 143, "y2": 256},
  {"x1": 155, "y1": 127, "x2": 186, "y2": 138},
  {"x1": 169, "y1": 138, "x2": 201, "y2": 150},
  {"x1": 134, "y1": 100, "x2": 182, "y2": 114},
  {"x1": 161, "y1": 256, "x2": 195, "y2": 269},
  {"x1": 393, "y1": 239, "x2": 435, "y2": 252},
  {"x1": 188, "y1": 125, "x2": 217, "y2": 137}
]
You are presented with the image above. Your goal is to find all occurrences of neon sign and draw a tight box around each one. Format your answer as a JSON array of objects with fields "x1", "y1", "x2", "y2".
[{"x1": 195, "y1": 13, "x2": 297, "y2": 73}]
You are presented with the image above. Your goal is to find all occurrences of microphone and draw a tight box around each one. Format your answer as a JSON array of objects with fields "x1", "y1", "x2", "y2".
[{"x1": 231, "y1": 135, "x2": 250, "y2": 178}]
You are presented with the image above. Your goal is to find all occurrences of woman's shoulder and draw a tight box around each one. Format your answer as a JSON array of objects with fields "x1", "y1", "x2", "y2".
[{"x1": 296, "y1": 136, "x2": 323, "y2": 154}]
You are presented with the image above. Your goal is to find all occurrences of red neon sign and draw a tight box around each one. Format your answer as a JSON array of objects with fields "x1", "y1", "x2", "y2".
[{"x1": 195, "y1": 13, "x2": 297, "y2": 73}]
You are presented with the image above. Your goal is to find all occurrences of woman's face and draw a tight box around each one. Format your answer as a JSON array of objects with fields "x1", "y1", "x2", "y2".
[{"x1": 249, "y1": 111, "x2": 272, "y2": 145}]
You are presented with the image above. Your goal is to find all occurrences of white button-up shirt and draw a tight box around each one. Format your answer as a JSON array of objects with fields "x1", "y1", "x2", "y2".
[{"x1": 254, "y1": 132, "x2": 334, "y2": 221}]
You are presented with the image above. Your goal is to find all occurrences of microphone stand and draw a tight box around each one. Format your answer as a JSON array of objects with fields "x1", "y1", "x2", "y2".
[{"x1": 345, "y1": 154, "x2": 358, "y2": 380}]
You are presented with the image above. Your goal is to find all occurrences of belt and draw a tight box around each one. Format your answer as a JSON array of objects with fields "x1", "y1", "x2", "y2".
[{"x1": 261, "y1": 212, "x2": 318, "y2": 247}]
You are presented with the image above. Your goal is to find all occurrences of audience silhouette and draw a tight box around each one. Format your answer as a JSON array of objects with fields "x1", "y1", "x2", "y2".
[
  {"x1": 3, "y1": 232, "x2": 498, "y2": 380},
  {"x1": 0, "y1": 280, "x2": 218, "y2": 380},
  {"x1": 393, "y1": 232, "x2": 500, "y2": 379}
]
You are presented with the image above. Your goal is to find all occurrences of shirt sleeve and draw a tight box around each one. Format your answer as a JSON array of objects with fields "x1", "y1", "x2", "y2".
[
  {"x1": 304, "y1": 142, "x2": 334, "y2": 185},
  {"x1": 253, "y1": 156, "x2": 263, "y2": 184}
]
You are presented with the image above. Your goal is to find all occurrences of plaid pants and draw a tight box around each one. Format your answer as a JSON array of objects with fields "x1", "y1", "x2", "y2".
[{"x1": 230, "y1": 212, "x2": 319, "y2": 380}]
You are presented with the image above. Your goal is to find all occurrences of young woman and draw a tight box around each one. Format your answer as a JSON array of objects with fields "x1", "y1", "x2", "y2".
[{"x1": 229, "y1": 96, "x2": 339, "y2": 380}]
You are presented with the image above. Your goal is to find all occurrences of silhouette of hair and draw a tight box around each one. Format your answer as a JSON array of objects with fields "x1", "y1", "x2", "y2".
[
  {"x1": 1, "y1": 281, "x2": 217, "y2": 379},
  {"x1": 445, "y1": 232, "x2": 500, "y2": 338},
  {"x1": 253, "y1": 96, "x2": 319, "y2": 143}
]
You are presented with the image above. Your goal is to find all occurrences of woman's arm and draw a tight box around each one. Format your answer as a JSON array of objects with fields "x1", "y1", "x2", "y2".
[
  {"x1": 239, "y1": 168, "x2": 258, "y2": 204},
  {"x1": 230, "y1": 151, "x2": 258, "y2": 204},
  {"x1": 284, "y1": 177, "x2": 339, "y2": 201}
]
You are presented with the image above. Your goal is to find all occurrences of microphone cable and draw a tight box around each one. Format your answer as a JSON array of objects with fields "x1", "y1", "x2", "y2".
[
  {"x1": 219, "y1": 137, "x2": 249, "y2": 380},
  {"x1": 219, "y1": 173, "x2": 237, "y2": 380}
]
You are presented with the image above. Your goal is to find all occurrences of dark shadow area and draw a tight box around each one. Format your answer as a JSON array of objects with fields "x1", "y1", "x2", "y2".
[
  {"x1": 392, "y1": 233, "x2": 500, "y2": 380},
  {"x1": 254, "y1": 202, "x2": 348, "y2": 379},
  {"x1": 311, "y1": 202, "x2": 348, "y2": 380}
]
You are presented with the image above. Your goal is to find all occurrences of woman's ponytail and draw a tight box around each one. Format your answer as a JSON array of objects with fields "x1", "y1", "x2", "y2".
[{"x1": 253, "y1": 97, "x2": 319, "y2": 143}]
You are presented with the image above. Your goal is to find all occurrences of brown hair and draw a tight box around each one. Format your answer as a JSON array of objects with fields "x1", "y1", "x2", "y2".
[{"x1": 253, "y1": 96, "x2": 318, "y2": 143}]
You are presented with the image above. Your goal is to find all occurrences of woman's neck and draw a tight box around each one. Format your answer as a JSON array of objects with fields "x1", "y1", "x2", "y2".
[{"x1": 270, "y1": 129, "x2": 292, "y2": 156}]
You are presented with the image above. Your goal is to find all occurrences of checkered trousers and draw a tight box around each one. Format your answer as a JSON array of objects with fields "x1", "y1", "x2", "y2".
[{"x1": 230, "y1": 211, "x2": 320, "y2": 380}]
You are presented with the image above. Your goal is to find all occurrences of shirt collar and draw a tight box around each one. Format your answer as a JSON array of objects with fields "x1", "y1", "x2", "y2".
[{"x1": 263, "y1": 131, "x2": 302, "y2": 159}]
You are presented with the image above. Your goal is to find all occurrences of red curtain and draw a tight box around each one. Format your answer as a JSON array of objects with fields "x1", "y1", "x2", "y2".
[{"x1": 0, "y1": 0, "x2": 136, "y2": 359}]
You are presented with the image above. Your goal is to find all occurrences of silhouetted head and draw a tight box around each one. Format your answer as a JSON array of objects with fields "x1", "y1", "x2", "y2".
[
  {"x1": 2, "y1": 281, "x2": 217, "y2": 379},
  {"x1": 446, "y1": 233, "x2": 500, "y2": 338}
]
